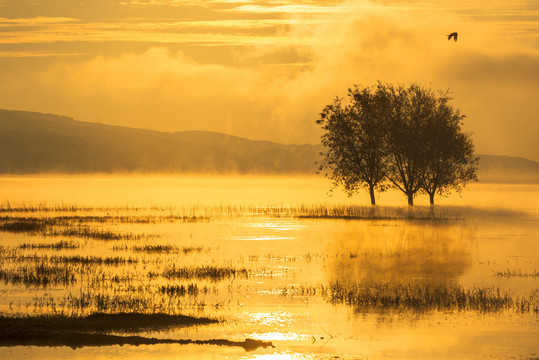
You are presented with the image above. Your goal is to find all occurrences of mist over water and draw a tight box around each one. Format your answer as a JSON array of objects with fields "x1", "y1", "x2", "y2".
[{"x1": 2, "y1": 175, "x2": 538, "y2": 209}]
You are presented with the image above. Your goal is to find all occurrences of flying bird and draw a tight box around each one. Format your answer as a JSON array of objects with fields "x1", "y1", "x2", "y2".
[{"x1": 447, "y1": 32, "x2": 458, "y2": 41}]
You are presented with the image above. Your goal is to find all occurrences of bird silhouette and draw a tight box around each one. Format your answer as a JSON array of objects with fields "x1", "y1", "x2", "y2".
[{"x1": 447, "y1": 32, "x2": 458, "y2": 41}]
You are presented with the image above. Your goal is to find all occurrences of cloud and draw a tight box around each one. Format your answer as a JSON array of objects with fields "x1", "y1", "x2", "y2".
[
  {"x1": 1, "y1": 48, "x2": 290, "y2": 140},
  {"x1": 0, "y1": 17, "x2": 300, "y2": 46},
  {"x1": 0, "y1": 0, "x2": 538, "y2": 160},
  {"x1": 231, "y1": 4, "x2": 348, "y2": 14},
  {"x1": 120, "y1": 0, "x2": 251, "y2": 5},
  {"x1": 0, "y1": 16, "x2": 78, "y2": 25},
  {"x1": 0, "y1": 50, "x2": 80, "y2": 57}
]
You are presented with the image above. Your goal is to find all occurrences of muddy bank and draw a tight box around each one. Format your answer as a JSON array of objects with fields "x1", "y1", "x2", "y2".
[{"x1": 0, "y1": 313, "x2": 274, "y2": 351}]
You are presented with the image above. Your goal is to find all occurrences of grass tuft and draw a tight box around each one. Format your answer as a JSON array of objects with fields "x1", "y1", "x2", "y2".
[
  {"x1": 163, "y1": 265, "x2": 249, "y2": 281},
  {"x1": 326, "y1": 281, "x2": 537, "y2": 313}
]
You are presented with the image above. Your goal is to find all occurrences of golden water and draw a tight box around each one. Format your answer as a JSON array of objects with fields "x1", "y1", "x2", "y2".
[{"x1": 0, "y1": 176, "x2": 537, "y2": 359}]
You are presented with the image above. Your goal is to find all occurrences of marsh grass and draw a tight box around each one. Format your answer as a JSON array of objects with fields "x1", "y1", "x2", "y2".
[
  {"x1": 0, "y1": 200, "x2": 535, "y2": 332},
  {"x1": 289, "y1": 205, "x2": 440, "y2": 220},
  {"x1": 0, "y1": 254, "x2": 141, "y2": 290},
  {"x1": 0, "y1": 200, "x2": 530, "y2": 225},
  {"x1": 135, "y1": 244, "x2": 204, "y2": 254},
  {"x1": 18, "y1": 240, "x2": 80, "y2": 250},
  {"x1": 0, "y1": 217, "x2": 151, "y2": 240},
  {"x1": 0, "y1": 218, "x2": 50, "y2": 232},
  {"x1": 5, "y1": 254, "x2": 139, "y2": 266},
  {"x1": 163, "y1": 265, "x2": 250, "y2": 282},
  {"x1": 159, "y1": 283, "x2": 212, "y2": 297},
  {"x1": 54, "y1": 227, "x2": 145, "y2": 240},
  {"x1": 495, "y1": 269, "x2": 539, "y2": 278},
  {"x1": 113, "y1": 244, "x2": 205, "y2": 254},
  {"x1": 19, "y1": 283, "x2": 215, "y2": 315},
  {"x1": 47, "y1": 255, "x2": 139, "y2": 266},
  {"x1": 326, "y1": 282, "x2": 537, "y2": 313},
  {"x1": 0, "y1": 202, "x2": 141, "y2": 213},
  {"x1": 62, "y1": 290, "x2": 189, "y2": 314},
  {"x1": 0, "y1": 263, "x2": 76, "y2": 287}
]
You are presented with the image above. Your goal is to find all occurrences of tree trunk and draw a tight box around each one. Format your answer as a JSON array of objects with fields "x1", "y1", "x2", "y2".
[
  {"x1": 429, "y1": 192, "x2": 435, "y2": 205},
  {"x1": 407, "y1": 192, "x2": 414, "y2": 206},
  {"x1": 369, "y1": 186, "x2": 376, "y2": 206}
]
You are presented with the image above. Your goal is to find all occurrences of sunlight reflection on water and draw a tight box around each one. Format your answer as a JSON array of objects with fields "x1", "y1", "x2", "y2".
[
  {"x1": 0, "y1": 177, "x2": 537, "y2": 360},
  {"x1": 244, "y1": 222, "x2": 309, "y2": 230},
  {"x1": 240, "y1": 353, "x2": 313, "y2": 360},
  {"x1": 248, "y1": 332, "x2": 310, "y2": 342},
  {"x1": 230, "y1": 236, "x2": 296, "y2": 241},
  {"x1": 238, "y1": 310, "x2": 295, "y2": 328}
]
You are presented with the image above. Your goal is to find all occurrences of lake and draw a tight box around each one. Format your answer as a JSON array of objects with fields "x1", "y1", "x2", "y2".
[{"x1": 0, "y1": 176, "x2": 537, "y2": 359}]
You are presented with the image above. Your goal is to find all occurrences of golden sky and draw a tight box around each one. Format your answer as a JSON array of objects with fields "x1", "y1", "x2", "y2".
[{"x1": 1, "y1": 0, "x2": 538, "y2": 160}]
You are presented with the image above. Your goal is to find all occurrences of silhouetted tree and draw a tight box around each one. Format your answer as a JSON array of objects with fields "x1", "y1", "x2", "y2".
[
  {"x1": 318, "y1": 82, "x2": 477, "y2": 206},
  {"x1": 383, "y1": 83, "x2": 436, "y2": 206},
  {"x1": 316, "y1": 86, "x2": 389, "y2": 205},
  {"x1": 421, "y1": 93, "x2": 478, "y2": 204}
]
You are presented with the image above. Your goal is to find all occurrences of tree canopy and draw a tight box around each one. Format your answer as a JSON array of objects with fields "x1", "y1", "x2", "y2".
[
  {"x1": 316, "y1": 82, "x2": 478, "y2": 205},
  {"x1": 317, "y1": 86, "x2": 389, "y2": 205}
]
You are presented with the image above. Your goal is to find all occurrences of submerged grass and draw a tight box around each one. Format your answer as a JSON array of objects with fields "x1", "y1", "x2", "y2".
[
  {"x1": 113, "y1": 244, "x2": 205, "y2": 254},
  {"x1": 56, "y1": 227, "x2": 146, "y2": 241},
  {"x1": 0, "y1": 263, "x2": 76, "y2": 287},
  {"x1": 326, "y1": 282, "x2": 538, "y2": 313},
  {"x1": 159, "y1": 283, "x2": 212, "y2": 297},
  {"x1": 0, "y1": 200, "x2": 536, "y2": 333},
  {"x1": 46, "y1": 255, "x2": 139, "y2": 266},
  {"x1": 11, "y1": 215, "x2": 207, "y2": 224},
  {"x1": 495, "y1": 269, "x2": 538, "y2": 278},
  {"x1": 162, "y1": 265, "x2": 250, "y2": 282},
  {"x1": 0, "y1": 203, "x2": 512, "y2": 222},
  {"x1": 0, "y1": 255, "x2": 139, "y2": 288},
  {"x1": 0, "y1": 218, "x2": 50, "y2": 232},
  {"x1": 62, "y1": 290, "x2": 200, "y2": 314},
  {"x1": 18, "y1": 240, "x2": 80, "y2": 250},
  {"x1": 4, "y1": 254, "x2": 139, "y2": 266},
  {"x1": 0, "y1": 217, "x2": 151, "y2": 240}
]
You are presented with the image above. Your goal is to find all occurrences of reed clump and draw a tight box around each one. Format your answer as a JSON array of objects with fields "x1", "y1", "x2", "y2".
[
  {"x1": 130, "y1": 245, "x2": 204, "y2": 254},
  {"x1": 327, "y1": 281, "x2": 537, "y2": 313},
  {"x1": 4, "y1": 254, "x2": 138, "y2": 266},
  {"x1": 47, "y1": 255, "x2": 138, "y2": 266},
  {"x1": 163, "y1": 265, "x2": 249, "y2": 281},
  {"x1": 290, "y1": 205, "x2": 449, "y2": 220},
  {"x1": 63, "y1": 290, "x2": 190, "y2": 314},
  {"x1": 159, "y1": 283, "x2": 211, "y2": 297},
  {"x1": 55, "y1": 227, "x2": 146, "y2": 241},
  {"x1": 18, "y1": 240, "x2": 80, "y2": 250},
  {"x1": 0, "y1": 217, "x2": 150, "y2": 240},
  {"x1": 0, "y1": 263, "x2": 76, "y2": 287},
  {"x1": 495, "y1": 268, "x2": 538, "y2": 278},
  {"x1": 0, "y1": 218, "x2": 51, "y2": 232}
]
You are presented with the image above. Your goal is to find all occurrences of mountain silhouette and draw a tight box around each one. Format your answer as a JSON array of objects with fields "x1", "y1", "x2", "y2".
[
  {"x1": 0, "y1": 109, "x2": 319, "y2": 174},
  {"x1": 0, "y1": 109, "x2": 538, "y2": 182}
]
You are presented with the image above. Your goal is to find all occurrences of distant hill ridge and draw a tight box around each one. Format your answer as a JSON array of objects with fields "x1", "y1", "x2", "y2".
[
  {"x1": 0, "y1": 109, "x2": 538, "y2": 182},
  {"x1": 0, "y1": 109, "x2": 319, "y2": 174}
]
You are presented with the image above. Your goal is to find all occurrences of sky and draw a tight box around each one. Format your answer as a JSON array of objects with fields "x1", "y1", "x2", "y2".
[{"x1": 0, "y1": 0, "x2": 538, "y2": 161}]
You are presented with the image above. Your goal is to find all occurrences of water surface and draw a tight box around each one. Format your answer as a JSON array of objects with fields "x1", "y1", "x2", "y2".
[{"x1": 0, "y1": 176, "x2": 537, "y2": 359}]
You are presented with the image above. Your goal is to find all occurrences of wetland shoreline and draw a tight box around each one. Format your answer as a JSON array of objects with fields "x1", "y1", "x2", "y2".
[{"x1": 0, "y1": 313, "x2": 274, "y2": 350}]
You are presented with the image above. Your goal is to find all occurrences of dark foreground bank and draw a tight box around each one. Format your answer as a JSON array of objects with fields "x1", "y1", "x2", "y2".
[{"x1": 0, "y1": 313, "x2": 274, "y2": 351}]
